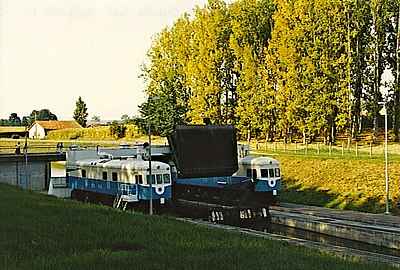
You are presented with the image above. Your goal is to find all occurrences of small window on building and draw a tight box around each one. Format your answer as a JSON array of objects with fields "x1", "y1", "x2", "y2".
[
  {"x1": 275, "y1": 168, "x2": 281, "y2": 177},
  {"x1": 269, "y1": 169, "x2": 275, "y2": 177},
  {"x1": 164, "y1": 174, "x2": 171, "y2": 183},
  {"x1": 112, "y1": 172, "x2": 118, "y2": 181},
  {"x1": 156, "y1": 174, "x2": 163, "y2": 184},
  {"x1": 82, "y1": 169, "x2": 86, "y2": 178},
  {"x1": 261, "y1": 169, "x2": 268, "y2": 178},
  {"x1": 102, "y1": 171, "x2": 107, "y2": 180}
]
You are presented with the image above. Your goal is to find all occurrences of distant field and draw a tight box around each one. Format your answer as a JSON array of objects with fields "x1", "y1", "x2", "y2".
[
  {"x1": 0, "y1": 126, "x2": 26, "y2": 132},
  {"x1": 0, "y1": 183, "x2": 395, "y2": 270},
  {"x1": 45, "y1": 125, "x2": 143, "y2": 140}
]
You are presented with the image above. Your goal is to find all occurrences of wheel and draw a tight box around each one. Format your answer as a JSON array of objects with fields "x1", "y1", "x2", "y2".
[{"x1": 209, "y1": 210, "x2": 217, "y2": 222}]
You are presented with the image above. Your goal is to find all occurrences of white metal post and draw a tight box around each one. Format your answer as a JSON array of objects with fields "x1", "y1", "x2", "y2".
[
  {"x1": 147, "y1": 96, "x2": 159, "y2": 215},
  {"x1": 148, "y1": 97, "x2": 153, "y2": 216},
  {"x1": 379, "y1": 101, "x2": 390, "y2": 214},
  {"x1": 384, "y1": 104, "x2": 389, "y2": 214}
]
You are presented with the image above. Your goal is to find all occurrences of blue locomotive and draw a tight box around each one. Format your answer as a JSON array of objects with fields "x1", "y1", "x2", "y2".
[
  {"x1": 63, "y1": 125, "x2": 281, "y2": 223},
  {"x1": 66, "y1": 146, "x2": 172, "y2": 210}
]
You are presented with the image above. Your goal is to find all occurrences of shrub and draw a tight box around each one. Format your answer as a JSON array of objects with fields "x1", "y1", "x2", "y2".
[{"x1": 109, "y1": 122, "x2": 127, "y2": 139}]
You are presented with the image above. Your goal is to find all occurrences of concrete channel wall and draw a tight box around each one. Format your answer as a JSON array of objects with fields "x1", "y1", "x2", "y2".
[
  {"x1": 271, "y1": 203, "x2": 400, "y2": 250},
  {"x1": 0, "y1": 162, "x2": 51, "y2": 191},
  {"x1": 0, "y1": 153, "x2": 65, "y2": 191}
]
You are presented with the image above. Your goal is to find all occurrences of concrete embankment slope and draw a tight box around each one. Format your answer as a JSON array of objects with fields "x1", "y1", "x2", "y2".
[{"x1": 271, "y1": 202, "x2": 400, "y2": 250}]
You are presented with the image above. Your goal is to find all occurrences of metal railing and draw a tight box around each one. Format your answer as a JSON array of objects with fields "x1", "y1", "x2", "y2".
[{"x1": 251, "y1": 141, "x2": 400, "y2": 158}]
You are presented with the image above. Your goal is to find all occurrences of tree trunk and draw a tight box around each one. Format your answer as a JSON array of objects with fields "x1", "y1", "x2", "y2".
[{"x1": 352, "y1": 32, "x2": 363, "y2": 139}]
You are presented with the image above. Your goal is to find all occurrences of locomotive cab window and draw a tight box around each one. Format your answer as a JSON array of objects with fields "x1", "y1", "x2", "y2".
[
  {"x1": 246, "y1": 169, "x2": 257, "y2": 178},
  {"x1": 102, "y1": 171, "x2": 107, "y2": 180},
  {"x1": 137, "y1": 175, "x2": 143, "y2": 184},
  {"x1": 246, "y1": 169, "x2": 252, "y2": 177},
  {"x1": 82, "y1": 169, "x2": 86, "y2": 178},
  {"x1": 147, "y1": 175, "x2": 156, "y2": 185},
  {"x1": 164, "y1": 174, "x2": 171, "y2": 183},
  {"x1": 156, "y1": 174, "x2": 163, "y2": 184},
  {"x1": 112, "y1": 172, "x2": 118, "y2": 181},
  {"x1": 269, "y1": 169, "x2": 275, "y2": 177},
  {"x1": 261, "y1": 169, "x2": 268, "y2": 178}
]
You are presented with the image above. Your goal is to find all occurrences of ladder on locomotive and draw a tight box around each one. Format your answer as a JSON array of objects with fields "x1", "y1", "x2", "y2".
[{"x1": 113, "y1": 183, "x2": 138, "y2": 210}]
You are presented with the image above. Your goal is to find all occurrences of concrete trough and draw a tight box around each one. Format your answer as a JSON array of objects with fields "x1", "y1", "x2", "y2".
[{"x1": 270, "y1": 208, "x2": 400, "y2": 250}]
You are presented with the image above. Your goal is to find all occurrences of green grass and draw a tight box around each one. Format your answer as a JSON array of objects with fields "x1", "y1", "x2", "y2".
[
  {"x1": 0, "y1": 183, "x2": 396, "y2": 270},
  {"x1": 270, "y1": 154, "x2": 400, "y2": 215}
]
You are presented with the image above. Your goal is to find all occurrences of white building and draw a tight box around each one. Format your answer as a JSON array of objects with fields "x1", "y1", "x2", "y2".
[{"x1": 28, "y1": 120, "x2": 82, "y2": 139}]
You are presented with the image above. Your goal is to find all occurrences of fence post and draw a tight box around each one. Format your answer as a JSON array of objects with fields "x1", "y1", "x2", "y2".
[
  {"x1": 305, "y1": 143, "x2": 308, "y2": 155},
  {"x1": 341, "y1": 142, "x2": 343, "y2": 156},
  {"x1": 329, "y1": 143, "x2": 332, "y2": 155},
  {"x1": 356, "y1": 143, "x2": 358, "y2": 157},
  {"x1": 369, "y1": 143, "x2": 372, "y2": 157},
  {"x1": 295, "y1": 141, "x2": 297, "y2": 154}
]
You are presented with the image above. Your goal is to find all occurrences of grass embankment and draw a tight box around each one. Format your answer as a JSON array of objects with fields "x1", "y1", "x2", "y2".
[
  {"x1": 273, "y1": 154, "x2": 400, "y2": 215},
  {"x1": 0, "y1": 183, "x2": 395, "y2": 270}
]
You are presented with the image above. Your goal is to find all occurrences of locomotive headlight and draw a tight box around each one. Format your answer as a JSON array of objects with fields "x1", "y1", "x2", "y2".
[
  {"x1": 155, "y1": 186, "x2": 165, "y2": 195},
  {"x1": 268, "y1": 179, "x2": 276, "y2": 188}
]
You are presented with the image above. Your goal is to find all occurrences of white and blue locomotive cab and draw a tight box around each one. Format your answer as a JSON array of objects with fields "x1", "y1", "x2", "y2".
[
  {"x1": 233, "y1": 155, "x2": 281, "y2": 194},
  {"x1": 67, "y1": 157, "x2": 172, "y2": 204}
]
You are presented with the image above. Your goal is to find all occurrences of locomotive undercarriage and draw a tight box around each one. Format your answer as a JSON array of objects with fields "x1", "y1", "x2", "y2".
[
  {"x1": 70, "y1": 189, "x2": 166, "y2": 213},
  {"x1": 173, "y1": 183, "x2": 277, "y2": 206},
  {"x1": 172, "y1": 183, "x2": 274, "y2": 227}
]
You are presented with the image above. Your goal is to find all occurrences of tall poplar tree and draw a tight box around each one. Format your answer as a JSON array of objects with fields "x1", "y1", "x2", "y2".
[
  {"x1": 184, "y1": 0, "x2": 231, "y2": 124},
  {"x1": 73, "y1": 96, "x2": 88, "y2": 127},
  {"x1": 389, "y1": 1, "x2": 400, "y2": 140},
  {"x1": 139, "y1": 15, "x2": 192, "y2": 136},
  {"x1": 229, "y1": 0, "x2": 275, "y2": 139}
]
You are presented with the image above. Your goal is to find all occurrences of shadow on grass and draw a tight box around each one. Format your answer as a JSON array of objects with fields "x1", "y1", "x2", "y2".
[{"x1": 279, "y1": 180, "x2": 394, "y2": 215}]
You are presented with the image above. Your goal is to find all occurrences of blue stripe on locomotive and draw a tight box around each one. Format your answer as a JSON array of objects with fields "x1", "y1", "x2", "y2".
[
  {"x1": 68, "y1": 176, "x2": 172, "y2": 200},
  {"x1": 172, "y1": 173, "x2": 281, "y2": 192}
]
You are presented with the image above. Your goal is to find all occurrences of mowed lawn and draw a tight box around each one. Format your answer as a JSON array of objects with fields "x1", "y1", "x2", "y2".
[
  {"x1": 0, "y1": 183, "x2": 396, "y2": 270},
  {"x1": 276, "y1": 154, "x2": 400, "y2": 215}
]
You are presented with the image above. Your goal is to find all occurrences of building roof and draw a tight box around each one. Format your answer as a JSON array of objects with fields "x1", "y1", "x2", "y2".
[{"x1": 29, "y1": 120, "x2": 82, "y2": 131}]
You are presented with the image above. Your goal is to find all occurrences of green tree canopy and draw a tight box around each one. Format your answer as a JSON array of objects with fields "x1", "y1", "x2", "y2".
[
  {"x1": 73, "y1": 97, "x2": 88, "y2": 127},
  {"x1": 136, "y1": 0, "x2": 399, "y2": 143}
]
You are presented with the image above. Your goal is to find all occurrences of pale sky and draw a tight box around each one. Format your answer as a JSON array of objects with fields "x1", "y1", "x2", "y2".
[{"x1": 0, "y1": 0, "x2": 232, "y2": 121}]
